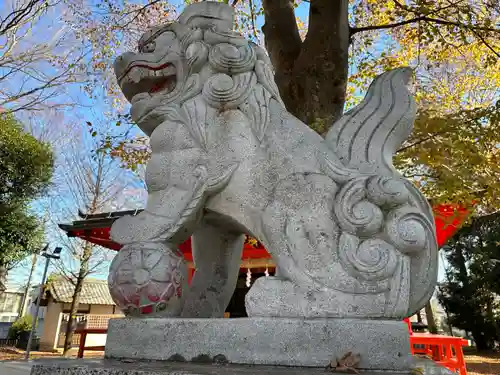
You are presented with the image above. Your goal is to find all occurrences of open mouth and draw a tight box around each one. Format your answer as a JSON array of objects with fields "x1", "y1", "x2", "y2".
[{"x1": 119, "y1": 62, "x2": 177, "y2": 102}]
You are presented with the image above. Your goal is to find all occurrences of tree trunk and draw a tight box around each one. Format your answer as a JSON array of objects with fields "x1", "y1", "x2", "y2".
[
  {"x1": 263, "y1": 0, "x2": 350, "y2": 133},
  {"x1": 424, "y1": 301, "x2": 438, "y2": 334},
  {"x1": 63, "y1": 245, "x2": 91, "y2": 356},
  {"x1": 0, "y1": 266, "x2": 7, "y2": 293},
  {"x1": 472, "y1": 330, "x2": 492, "y2": 352},
  {"x1": 486, "y1": 298, "x2": 498, "y2": 335},
  {"x1": 62, "y1": 273, "x2": 85, "y2": 356},
  {"x1": 62, "y1": 151, "x2": 104, "y2": 355},
  {"x1": 443, "y1": 307, "x2": 454, "y2": 336},
  {"x1": 416, "y1": 311, "x2": 423, "y2": 323}
]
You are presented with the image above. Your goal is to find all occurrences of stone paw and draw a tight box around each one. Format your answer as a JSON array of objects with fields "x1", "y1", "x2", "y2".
[
  {"x1": 180, "y1": 291, "x2": 224, "y2": 318},
  {"x1": 110, "y1": 211, "x2": 172, "y2": 244}
]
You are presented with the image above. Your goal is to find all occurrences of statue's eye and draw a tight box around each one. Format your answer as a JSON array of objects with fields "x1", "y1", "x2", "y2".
[{"x1": 142, "y1": 41, "x2": 156, "y2": 53}]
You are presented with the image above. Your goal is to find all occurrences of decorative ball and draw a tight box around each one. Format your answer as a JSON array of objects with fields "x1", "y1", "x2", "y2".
[{"x1": 108, "y1": 242, "x2": 188, "y2": 317}]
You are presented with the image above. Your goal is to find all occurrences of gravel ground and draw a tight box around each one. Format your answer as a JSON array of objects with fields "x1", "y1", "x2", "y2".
[
  {"x1": 0, "y1": 347, "x2": 104, "y2": 360},
  {"x1": 464, "y1": 352, "x2": 500, "y2": 375},
  {"x1": 0, "y1": 349, "x2": 498, "y2": 374}
]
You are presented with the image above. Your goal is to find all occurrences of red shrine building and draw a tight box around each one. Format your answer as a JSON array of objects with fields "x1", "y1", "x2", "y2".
[{"x1": 59, "y1": 204, "x2": 469, "y2": 318}]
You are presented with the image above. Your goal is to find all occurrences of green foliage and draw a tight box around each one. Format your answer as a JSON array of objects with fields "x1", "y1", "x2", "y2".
[
  {"x1": 46, "y1": 273, "x2": 60, "y2": 285},
  {"x1": 0, "y1": 114, "x2": 52, "y2": 270},
  {"x1": 348, "y1": 1, "x2": 500, "y2": 210},
  {"x1": 0, "y1": 206, "x2": 45, "y2": 269},
  {"x1": 437, "y1": 212, "x2": 500, "y2": 351},
  {"x1": 8, "y1": 315, "x2": 34, "y2": 340},
  {"x1": 0, "y1": 114, "x2": 54, "y2": 212},
  {"x1": 395, "y1": 103, "x2": 500, "y2": 208}
]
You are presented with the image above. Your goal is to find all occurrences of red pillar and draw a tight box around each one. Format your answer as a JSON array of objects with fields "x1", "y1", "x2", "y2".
[{"x1": 188, "y1": 268, "x2": 195, "y2": 285}]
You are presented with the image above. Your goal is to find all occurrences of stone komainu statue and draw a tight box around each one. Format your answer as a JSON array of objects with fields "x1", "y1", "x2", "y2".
[{"x1": 107, "y1": 1, "x2": 438, "y2": 320}]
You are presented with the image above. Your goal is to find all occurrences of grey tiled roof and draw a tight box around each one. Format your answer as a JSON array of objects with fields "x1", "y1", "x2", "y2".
[{"x1": 49, "y1": 278, "x2": 115, "y2": 305}]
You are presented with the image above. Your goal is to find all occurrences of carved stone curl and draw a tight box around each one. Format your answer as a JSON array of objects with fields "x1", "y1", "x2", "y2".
[
  {"x1": 338, "y1": 234, "x2": 398, "y2": 282},
  {"x1": 209, "y1": 43, "x2": 256, "y2": 74},
  {"x1": 202, "y1": 72, "x2": 256, "y2": 109},
  {"x1": 366, "y1": 176, "x2": 409, "y2": 207},
  {"x1": 334, "y1": 177, "x2": 385, "y2": 237},
  {"x1": 385, "y1": 207, "x2": 430, "y2": 254}
]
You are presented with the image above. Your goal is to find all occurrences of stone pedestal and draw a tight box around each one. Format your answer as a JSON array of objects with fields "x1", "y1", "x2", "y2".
[
  {"x1": 30, "y1": 358, "x2": 454, "y2": 375},
  {"x1": 105, "y1": 317, "x2": 412, "y2": 371}
]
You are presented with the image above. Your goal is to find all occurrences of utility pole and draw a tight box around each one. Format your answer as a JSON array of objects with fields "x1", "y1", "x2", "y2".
[
  {"x1": 20, "y1": 252, "x2": 41, "y2": 318},
  {"x1": 25, "y1": 246, "x2": 62, "y2": 361}
]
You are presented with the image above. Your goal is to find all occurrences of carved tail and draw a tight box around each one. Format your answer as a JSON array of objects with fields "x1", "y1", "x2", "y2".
[
  {"x1": 324, "y1": 68, "x2": 438, "y2": 316},
  {"x1": 326, "y1": 68, "x2": 415, "y2": 177}
]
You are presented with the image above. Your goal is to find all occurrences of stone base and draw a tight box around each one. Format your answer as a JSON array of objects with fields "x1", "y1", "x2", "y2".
[
  {"x1": 30, "y1": 358, "x2": 454, "y2": 375},
  {"x1": 106, "y1": 317, "x2": 411, "y2": 370}
]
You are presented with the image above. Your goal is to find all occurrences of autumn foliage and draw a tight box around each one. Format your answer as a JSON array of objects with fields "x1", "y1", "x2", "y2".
[{"x1": 66, "y1": 0, "x2": 500, "y2": 212}]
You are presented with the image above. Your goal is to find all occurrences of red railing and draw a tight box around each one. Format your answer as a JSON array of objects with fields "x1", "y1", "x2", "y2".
[
  {"x1": 404, "y1": 318, "x2": 469, "y2": 375},
  {"x1": 75, "y1": 328, "x2": 108, "y2": 358}
]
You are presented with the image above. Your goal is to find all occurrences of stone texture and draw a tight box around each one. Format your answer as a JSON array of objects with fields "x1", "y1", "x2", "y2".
[
  {"x1": 30, "y1": 358, "x2": 454, "y2": 375},
  {"x1": 108, "y1": 0, "x2": 438, "y2": 321},
  {"x1": 105, "y1": 317, "x2": 411, "y2": 371},
  {"x1": 108, "y1": 242, "x2": 188, "y2": 317}
]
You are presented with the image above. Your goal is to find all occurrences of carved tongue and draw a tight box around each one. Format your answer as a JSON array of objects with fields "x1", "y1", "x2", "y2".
[
  {"x1": 150, "y1": 81, "x2": 166, "y2": 93},
  {"x1": 149, "y1": 76, "x2": 175, "y2": 94}
]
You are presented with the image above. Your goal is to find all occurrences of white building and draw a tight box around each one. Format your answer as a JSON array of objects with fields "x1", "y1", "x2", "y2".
[
  {"x1": 0, "y1": 288, "x2": 24, "y2": 323},
  {"x1": 27, "y1": 285, "x2": 47, "y2": 337}
]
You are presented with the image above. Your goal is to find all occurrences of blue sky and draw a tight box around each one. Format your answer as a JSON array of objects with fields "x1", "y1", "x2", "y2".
[
  {"x1": 5, "y1": 0, "x2": 449, "y2": 290},
  {"x1": 3, "y1": 0, "x2": 299, "y2": 289}
]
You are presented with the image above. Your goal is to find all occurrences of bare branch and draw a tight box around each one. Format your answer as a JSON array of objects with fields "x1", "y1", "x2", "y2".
[
  {"x1": 0, "y1": 0, "x2": 49, "y2": 36},
  {"x1": 351, "y1": 15, "x2": 430, "y2": 34},
  {"x1": 466, "y1": 25, "x2": 500, "y2": 59},
  {"x1": 351, "y1": 16, "x2": 500, "y2": 36},
  {"x1": 248, "y1": 0, "x2": 259, "y2": 41},
  {"x1": 109, "y1": 0, "x2": 171, "y2": 31},
  {"x1": 0, "y1": 42, "x2": 89, "y2": 113},
  {"x1": 397, "y1": 133, "x2": 444, "y2": 153}
]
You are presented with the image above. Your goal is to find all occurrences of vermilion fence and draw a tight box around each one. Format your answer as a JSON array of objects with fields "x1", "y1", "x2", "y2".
[{"x1": 405, "y1": 318, "x2": 469, "y2": 375}]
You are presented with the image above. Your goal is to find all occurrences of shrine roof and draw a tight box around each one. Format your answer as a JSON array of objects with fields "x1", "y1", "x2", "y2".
[
  {"x1": 58, "y1": 209, "x2": 271, "y2": 259},
  {"x1": 58, "y1": 209, "x2": 143, "y2": 232},
  {"x1": 48, "y1": 278, "x2": 114, "y2": 305},
  {"x1": 58, "y1": 204, "x2": 473, "y2": 252}
]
